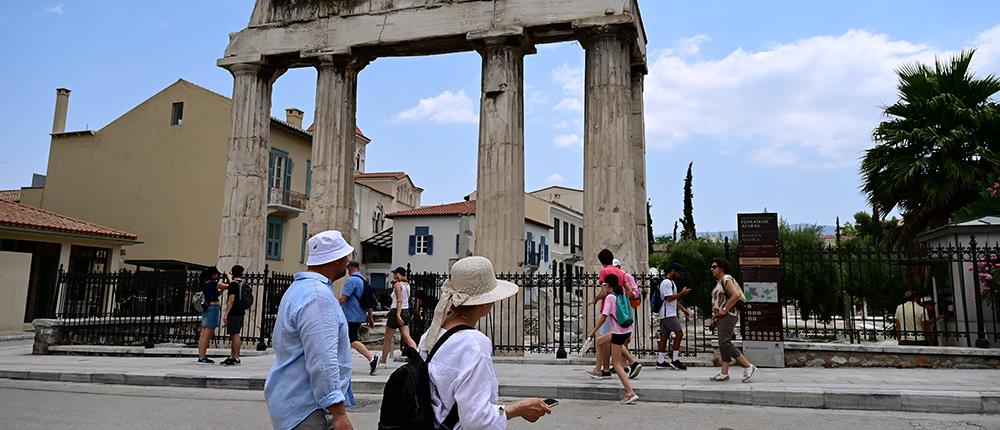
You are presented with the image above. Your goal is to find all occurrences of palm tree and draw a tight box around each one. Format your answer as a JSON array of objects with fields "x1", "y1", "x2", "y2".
[{"x1": 860, "y1": 49, "x2": 1000, "y2": 247}]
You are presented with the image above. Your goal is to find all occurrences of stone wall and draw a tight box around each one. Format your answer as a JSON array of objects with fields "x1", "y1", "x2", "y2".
[
  {"x1": 32, "y1": 318, "x2": 201, "y2": 355},
  {"x1": 714, "y1": 341, "x2": 1000, "y2": 369}
]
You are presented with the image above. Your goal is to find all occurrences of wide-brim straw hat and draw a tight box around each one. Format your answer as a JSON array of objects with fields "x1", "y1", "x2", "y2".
[{"x1": 447, "y1": 256, "x2": 519, "y2": 306}]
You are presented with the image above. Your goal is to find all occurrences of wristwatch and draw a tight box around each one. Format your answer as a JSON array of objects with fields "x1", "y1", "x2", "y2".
[{"x1": 498, "y1": 405, "x2": 506, "y2": 416}]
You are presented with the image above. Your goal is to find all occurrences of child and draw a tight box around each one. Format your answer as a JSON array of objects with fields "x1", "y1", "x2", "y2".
[{"x1": 588, "y1": 273, "x2": 639, "y2": 404}]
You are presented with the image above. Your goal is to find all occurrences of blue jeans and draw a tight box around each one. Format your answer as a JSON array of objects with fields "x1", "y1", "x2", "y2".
[{"x1": 202, "y1": 304, "x2": 221, "y2": 328}]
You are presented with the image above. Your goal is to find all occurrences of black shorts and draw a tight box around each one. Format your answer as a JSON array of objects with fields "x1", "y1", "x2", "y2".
[
  {"x1": 611, "y1": 332, "x2": 631, "y2": 345},
  {"x1": 226, "y1": 313, "x2": 244, "y2": 335},
  {"x1": 386, "y1": 309, "x2": 410, "y2": 329},
  {"x1": 348, "y1": 322, "x2": 362, "y2": 343}
]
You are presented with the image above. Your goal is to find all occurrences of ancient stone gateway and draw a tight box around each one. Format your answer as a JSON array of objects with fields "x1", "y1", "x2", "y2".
[{"x1": 217, "y1": 0, "x2": 650, "y2": 277}]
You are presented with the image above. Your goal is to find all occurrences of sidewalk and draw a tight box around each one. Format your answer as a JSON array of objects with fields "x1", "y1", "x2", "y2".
[{"x1": 1, "y1": 340, "x2": 998, "y2": 414}]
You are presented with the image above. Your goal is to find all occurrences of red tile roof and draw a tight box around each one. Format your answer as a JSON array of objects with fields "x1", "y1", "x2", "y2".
[
  {"x1": 0, "y1": 200, "x2": 138, "y2": 241},
  {"x1": 305, "y1": 123, "x2": 368, "y2": 140},
  {"x1": 0, "y1": 190, "x2": 19, "y2": 202},
  {"x1": 387, "y1": 200, "x2": 476, "y2": 217},
  {"x1": 356, "y1": 172, "x2": 409, "y2": 181}
]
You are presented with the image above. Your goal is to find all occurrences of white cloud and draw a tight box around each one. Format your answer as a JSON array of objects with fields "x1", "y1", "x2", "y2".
[
  {"x1": 45, "y1": 4, "x2": 64, "y2": 15},
  {"x1": 555, "y1": 97, "x2": 584, "y2": 112},
  {"x1": 392, "y1": 90, "x2": 478, "y2": 124},
  {"x1": 640, "y1": 28, "x2": 1000, "y2": 163},
  {"x1": 552, "y1": 64, "x2": 584, "y2": 96},
  {"x1": 553, "y1": 134, "x2": 582, "y2": 148},
  {"x1": 677, "y1": 35, "x2": 711, "y2": 56},
  {"x1": 544, "y1": 174, "x2": 566, "y2": 185},
  {"x1": 552, "y1": 121, "x2": 570, "y2": 130}
]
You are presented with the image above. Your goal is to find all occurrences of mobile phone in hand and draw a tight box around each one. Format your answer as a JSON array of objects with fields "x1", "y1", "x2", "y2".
[{"x1": 543, "y1": 398, "x2": 559, "y2": 407}]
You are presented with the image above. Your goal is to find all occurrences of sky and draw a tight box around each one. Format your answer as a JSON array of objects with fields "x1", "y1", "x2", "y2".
[{"x1": 2, "y1": 1, "x2": 999, "y2": 234}]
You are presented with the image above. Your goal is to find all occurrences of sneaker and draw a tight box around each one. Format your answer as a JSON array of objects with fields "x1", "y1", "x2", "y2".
[
  {"x1": 742, "y1": 365, "x2": 758, "y2": 383},
  {"x1": 656, "y1": 361, "x2": 675, "y2": 370},
  {"x1": 196, "y1": 357, "x2": 215, "y2": 365},
  {"x1": 709, "y1": 372, "x2": 729, "y2": 382},
  {"x1": 220, "y1": 357, "x2": 241, "y2": 366},
  {"x1": 369, "y1": 356, "x2": 379, "y2": 376},
  {"x1": 621, "y1": 393, "x2": 639, "y2": 404},
  {"x1": 671, "y1": 360, "x2": 687, "y2": 371},
  {"x1": 628, "y1": 362, "x2": 642, "y2": 379},
  {"x1": 601, "y1": 370, "x2": 612, "y2": 379},
  {"x1": 585, "y1": 370, "x2": 612, "y2": 380}
]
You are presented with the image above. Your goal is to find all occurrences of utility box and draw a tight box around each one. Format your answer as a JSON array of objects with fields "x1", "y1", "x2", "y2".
[{"x1": 742, "y1": 341, "x2": 785, "y2": 368}]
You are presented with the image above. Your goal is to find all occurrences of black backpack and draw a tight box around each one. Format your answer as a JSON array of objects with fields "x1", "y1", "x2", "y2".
[
  {"x1": 377, "y1": 325, "x2": 473, "y2": 430},
  {"x1": 356, "y1": 273, "x2": 377, "y2": 310},
  {"x1": 232, "y1": 279, "x2": 253, "y2": 311}
]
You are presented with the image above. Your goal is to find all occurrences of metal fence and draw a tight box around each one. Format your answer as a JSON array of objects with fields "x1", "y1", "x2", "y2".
[{"x1": 55, "y1": 267, "x2": 294, "y2": 349}]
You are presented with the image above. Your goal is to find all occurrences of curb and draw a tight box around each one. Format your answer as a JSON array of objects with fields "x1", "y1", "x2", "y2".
[
  {"x1": 0, "y1": 334, "x2": 34, "y2": 343},
  {"x1": 2, "y1": 370, "x2": 997, "y2": 414}
]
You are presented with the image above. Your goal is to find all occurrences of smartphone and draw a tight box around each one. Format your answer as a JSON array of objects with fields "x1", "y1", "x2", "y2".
[{"x1": 543, "y1": 398, "x2": 559, "y2": 408}]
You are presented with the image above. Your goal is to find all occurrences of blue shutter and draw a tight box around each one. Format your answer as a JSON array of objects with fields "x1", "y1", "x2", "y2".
[
  {"x1": 427, "y1": 235, "x2": 434, "y2": 255},
  {"x1": 305, "y1": 160, "x2": 312, "y2": 198},
  {"x1": 268, "y1": 151, "x2": 275, "y2": 192},
  {"x1": 554, "y1": 218, "x2": 560, "y2": 244},
  {"x1": 408, "y1": 235, "x2": 416, "y2": 255},
  {"x1": 284, "y1": 157, "x2": 293, "y2": 192},
  {"x1": 544, "y1": 245, "x2": 549, "y2": 262},
  {"x1": 300, "y1": 223, "x2": 307, "y2": 263}
]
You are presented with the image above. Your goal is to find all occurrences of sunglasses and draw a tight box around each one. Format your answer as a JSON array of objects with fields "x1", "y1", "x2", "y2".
[{"x1": 710, "y1": 264, "x2": 719, "y2": 269}]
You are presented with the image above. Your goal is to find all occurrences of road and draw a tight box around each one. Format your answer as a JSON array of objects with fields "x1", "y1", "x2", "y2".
[{"x1": 1, "y1": 379, "x2": 998, "y2": 430}]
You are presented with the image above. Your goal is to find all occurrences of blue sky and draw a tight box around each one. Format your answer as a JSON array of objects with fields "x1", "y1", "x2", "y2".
[{"x1": 2, "y1": 1, "x2": 999, "y2": 233}]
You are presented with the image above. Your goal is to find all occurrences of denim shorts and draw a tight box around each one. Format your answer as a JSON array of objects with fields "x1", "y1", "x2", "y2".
[
  {"x1": 597, "y1": 318, "x2": 612, "y2": 336},
  {"x1": 202, "y1": 304, "x2": 221, "y2": 328}
]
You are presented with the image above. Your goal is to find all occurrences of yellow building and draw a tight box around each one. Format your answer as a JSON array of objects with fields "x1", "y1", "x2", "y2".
[{"x1": 18, "y1": 80, "x2": 421, "y2": 277}]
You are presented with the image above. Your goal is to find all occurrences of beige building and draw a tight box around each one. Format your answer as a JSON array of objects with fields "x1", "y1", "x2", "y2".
[
  {"x1": 18, "y1": 81, "x2": 420, "y2": 276},
  {"x1": 0, "y1": 199, "x2": 137, "y2": 331}
]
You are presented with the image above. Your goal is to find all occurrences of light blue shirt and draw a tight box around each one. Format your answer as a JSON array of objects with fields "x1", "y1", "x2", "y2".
[
  {"x1": 265, "y1": 271, "x2": 356, "y2": 430},
  {"x1": 341, "y1": 273, "x2": 366, "y2": 323}
]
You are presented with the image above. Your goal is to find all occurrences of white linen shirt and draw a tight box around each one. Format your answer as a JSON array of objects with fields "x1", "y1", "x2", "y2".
[{"x1": 421, "y1": 329, "x2": 506, "y2": 430}]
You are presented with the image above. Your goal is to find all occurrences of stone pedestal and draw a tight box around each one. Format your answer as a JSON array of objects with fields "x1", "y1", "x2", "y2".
[
  {"x1": 469, "y1": 29, "x2": 532, "y2": 273},
  {"x1": 578, "y1": 24, "x2": 638, "y2": 272},
  {"x1": 219, "y1": 64, "x2": 281, "y2": 272},
  {"x1": 308, "y1": 56, "x2": 369, "y2": 243},
  {"x1": 630, "y1": 66, "x2": 649, "y2": 274}
]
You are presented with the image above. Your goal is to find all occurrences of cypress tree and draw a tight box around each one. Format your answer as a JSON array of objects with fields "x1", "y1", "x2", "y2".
[{"x1": 681, "y1": 162, "x2": 696, "y2": 240}]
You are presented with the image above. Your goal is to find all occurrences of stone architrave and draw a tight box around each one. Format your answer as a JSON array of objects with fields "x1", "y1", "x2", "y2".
[
  {"x1": 308, "y1": 55, "x2": 370, "y2": 243},
  {"x1": 577, "y1": 20, "x2": 637, "y2": 330},
  {"x1": 630, "y1": 65, "x2": 649, "y2": 274},
  {"x1": 218, "y1": 64, "x2": 282, "y2": 272},
  {"x1": 469, "y1": 28, "x2": 533, "y2": 274}
]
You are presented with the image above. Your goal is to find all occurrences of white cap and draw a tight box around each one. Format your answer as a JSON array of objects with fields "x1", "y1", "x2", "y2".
[
  {"x1": 306, "y1": 230, "x2": 354, "y2": 266},
  {"x1": 612, "y1": 258, "x2": 621, "y2": 267}
]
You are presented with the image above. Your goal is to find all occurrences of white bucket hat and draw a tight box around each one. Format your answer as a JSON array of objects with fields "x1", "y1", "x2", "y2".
[
  {"x1": 612, "y1": 258, "x2": 622, "y2": 267},
  {"x1": 418, "y1": 256, "x2": 518, "y2": 351},
  {"x1": 306, "y1": 230, "x2": 354, "y2": 266}
]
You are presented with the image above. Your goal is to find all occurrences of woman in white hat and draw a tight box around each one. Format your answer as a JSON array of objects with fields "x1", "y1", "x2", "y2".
[{"x1": 419, "y1": 256, "x2": 552, "y2": 429}]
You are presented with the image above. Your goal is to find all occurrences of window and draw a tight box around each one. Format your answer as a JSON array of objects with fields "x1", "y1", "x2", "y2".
[
  {"x1": 570, "y1": 223, "x2": 576, "y2": 249},
  {"x1": 579, "y1": 226, "x2": 584, "y2": 251},
  {"x1": 372, "y1": 203, "x2": 385, "y2": 233},
  {"x1": 356, "y1": 152, "x2": 361, "y2": 172},
  {"x1": 408, "y1": 226, "x2": 433, "y2": 255},
  {"x1": 299, "y1": 223, "x2": 307, "y2": 263},
  {"x1": 268, "y1": 149, "x2": 292, "y2": 191},
  {"x1": 354, "y1": 194, "x2": 361, "y2": 229},
  {"x1": 170, "y1": 102, "x2": 183, "y2": 126},
  {"x1": 554, "y1": 218, "x2": 561, "y2": 244},
  {"x1": 266, "y1": 216, "x2": 284, "y2": 261},
  {"x1": 305, "y1": 160, "x2": 312, "y2": 198},
  {"x1": 563, "y1": 221, "x2": 569, "y2": 245}
]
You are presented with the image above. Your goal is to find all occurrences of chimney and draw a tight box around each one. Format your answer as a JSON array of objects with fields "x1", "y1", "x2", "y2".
[
  {"x1": 52, "y1": 88, "x2": 71, "y2": 134},
  {"x1": 285, "y1": 108, "x2": 304, "y2": 129}
]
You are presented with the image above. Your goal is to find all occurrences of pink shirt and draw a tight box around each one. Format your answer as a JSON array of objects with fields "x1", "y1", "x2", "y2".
[{"x1": 602, "y1": 294, "x2": 633, "y2": 335}]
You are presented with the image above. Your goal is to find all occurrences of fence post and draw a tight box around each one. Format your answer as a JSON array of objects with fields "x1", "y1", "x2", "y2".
[
  {"x1": 144, "y1": 274, "x2": 156, "y2": 349},
  {"x1": 557, "y1": 270, "x2": 568, "y2": 359},
  {"x1": 257, "y1": 265, "x2": 271, "y2": 351},
  {"x1": 54, "y1": 265, "x2": 66, "y2": 317},
  {"x1": 970, "y1": 235, "x2": 990, "y2": 348}
]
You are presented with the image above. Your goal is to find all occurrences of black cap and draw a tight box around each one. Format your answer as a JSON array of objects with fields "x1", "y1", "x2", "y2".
[
  {"x1": 669, "y1": 262, "x2": 685, "y2": 273},
  {"x1": 392, "y1": 266, "x2": 407, "y2": 275}
]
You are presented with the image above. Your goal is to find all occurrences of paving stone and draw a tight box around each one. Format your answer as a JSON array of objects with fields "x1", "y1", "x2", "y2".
[
  {"x1": 750, "y1": 388, "x2": 824, "y2": 409},
  {"x1": 899, "y1": 390, "x2": 983, "y2": 414},
  {"x1": 0, "y1": 370, "x2": 28, "y2": 380},
  {"x1": 58, "y1": 372, "x2": 93, "y2": 383},
  {"x1": 27, "y1": 371, "x2": 61, "y2": 381},
  {"x1": 824, "y1": 389, "x2": 901, "y2": 411},
  {"x1": 123, "y1": 374, "x2": 164, "y2": 386},
  {"x1": 207, "y1": 377, "x2": 252, "y2": 390},
  {"x1": 980, "y1": 394, "x2": 1000, "y2": 414},
  {"x1": 91, "y1": 373, "x2": 125, "y2": 385},
  {"x1": 164, "y1": 375, "x2": 207, "y2": 388}
]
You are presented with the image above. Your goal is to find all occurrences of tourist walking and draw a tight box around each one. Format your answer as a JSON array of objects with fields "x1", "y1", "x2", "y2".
[
  {"x1": 420, "y1": 256, "x2": 552, "y2": 428},
  {"x1": 709, "y1": 258, "x2": 757, "y2": 383},
  {"x1": 379, "y1": 266, "x2": 417, "y2": 367},
  {"x1": 265, "y1": 230, "x2": 357, "y2": 430},
  {"x1": 340, "y1": 261, "x2": 379, "y2": 375},
  {"x1": 197, "y1": 266, "x2": 230, "y2": 364},
  {"x1": 586, "y1": 249, "x2": 640, "y2": 380},
  {"x1": 221, "y1": 265, "x2": 246, "y2": 366},
  {"x1": 588, "y1": 273, "x2": 639, "y2": 404},
  {"x1": 656, "y1": 263, "x2": 692, "y2": 370}
]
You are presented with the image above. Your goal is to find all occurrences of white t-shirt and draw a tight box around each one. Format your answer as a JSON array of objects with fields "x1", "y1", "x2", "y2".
[
  {"x1": 658, "y1": 278, "x2": 678, "y2": 319},
  {"x1": 390, "y1": 281, "x2": 410, "y2": 310},
  {"x1": 422, "y1": 329, "x2": 506, "y2": 430}
]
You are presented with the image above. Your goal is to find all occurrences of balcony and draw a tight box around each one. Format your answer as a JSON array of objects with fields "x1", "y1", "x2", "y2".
[{"x1": 268, "y1": 187, "x2": 307, "y2": 218}]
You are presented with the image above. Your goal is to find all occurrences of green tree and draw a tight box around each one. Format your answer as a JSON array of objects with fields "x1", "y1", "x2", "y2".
[
  {"x1": 680, "y1": 162, "x2": 696, "y2": 240},
  {"x1": 779, "y1": 222, "x2": 840, "y2": 321},
  {"x1": 660, "y1": 238, "x2": 733, "y2": 315},
  {"x1": 861, "y1": 49, "x2": 1000, "y2": 247}
]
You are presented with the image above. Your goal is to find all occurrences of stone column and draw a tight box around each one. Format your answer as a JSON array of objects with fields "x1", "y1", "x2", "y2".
[
  {"x1": 631, "y1": 65, "x2": 649, "y2": 274},
  {"x1": 578, "y1": 24, "x2": 637, "y2": 272},
  {"x1": 308, "y1": 55, "x2": 370, "y2": 244},
  {"x1": 219, "y1": 64, "x2": 281, "y2": 272},
  {"x1": 468, "y1": 28, "x2": 533, "y2": 273}
]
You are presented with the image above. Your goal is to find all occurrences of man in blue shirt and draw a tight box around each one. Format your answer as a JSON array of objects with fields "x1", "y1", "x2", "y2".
[
  {"x1": 265, "y1": 230, "x2": 356, "y2": 430},
  {"x1": 340, "y1": 261, "x2": 379, "y2": 375}
]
